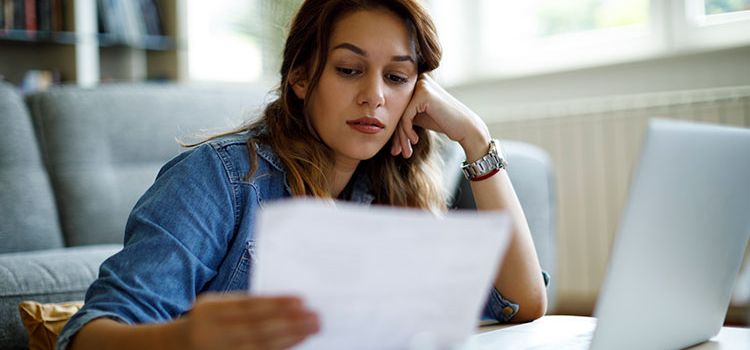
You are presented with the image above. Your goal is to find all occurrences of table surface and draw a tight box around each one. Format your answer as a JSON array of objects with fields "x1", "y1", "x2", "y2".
[{"x1": 472, "y1": 315, "x2": 749, "y2": 349}]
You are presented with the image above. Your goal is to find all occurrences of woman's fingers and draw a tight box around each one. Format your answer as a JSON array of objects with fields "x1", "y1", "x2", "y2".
[
  {"x1": 399, "y1": 108, "x2": 420, "y2": 145},
  {"x1": 394, "y1": 89, "x2": 426, "y2": 159},
  {"x1": 245, "y1": 310, "x2": 318, "y2": 336},
  {"x1": 225, "y1": 309, "x2": 319, "y2": 348},
  {"x1": 187, "y1": 293, "x2": 320, "y2": 350},
  {"x1": 399, "y1": 89, "x2": 424, "y2": 144},
  {"x1": 407, "y1": 114, "x2": 421, "y2": 144},
  {"x1": 391, "y1": 129, "x2": 403, "y2": 156},
  {"x1": 200, "y1": 295, "x2": 304, "y2": 323},
  {"x1": 399, "y1": 125, "x2": 413, "y2": 158}
]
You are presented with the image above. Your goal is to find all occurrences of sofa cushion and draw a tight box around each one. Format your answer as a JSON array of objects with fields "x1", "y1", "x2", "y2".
[
  {"x1": 0, "y1": 245, "x2": 120, "y2": 349},
  {"x1": 26, "y1": 83, "x2": 270, "y2": 246},
  {"x1": 0, "y1": 81, "x2": 64, "y2": 254}
]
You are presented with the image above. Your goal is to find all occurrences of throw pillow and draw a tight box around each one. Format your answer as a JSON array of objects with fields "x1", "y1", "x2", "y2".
[{"x1": 18, "y1": 300, "x2": 84, "y2": 350}]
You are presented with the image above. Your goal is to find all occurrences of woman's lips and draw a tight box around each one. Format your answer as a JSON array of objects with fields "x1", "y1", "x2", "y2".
[{"x1": 346, "y1": 117, "x2": 385, "y2": 134}]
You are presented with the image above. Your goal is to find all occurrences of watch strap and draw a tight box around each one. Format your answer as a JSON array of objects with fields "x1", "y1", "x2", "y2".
[{"x1": 461, "y1": 139, "x2": 507, "y2": 181}]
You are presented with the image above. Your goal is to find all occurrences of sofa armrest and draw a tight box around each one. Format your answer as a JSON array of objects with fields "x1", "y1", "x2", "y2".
[{"x1": 0, "y1": 245, "x2": 121, "y2": 349}]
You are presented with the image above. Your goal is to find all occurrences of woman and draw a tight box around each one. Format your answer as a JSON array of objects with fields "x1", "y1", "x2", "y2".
[{"x1": 59, "y1": 1, "x2": 547, "y2": 349}]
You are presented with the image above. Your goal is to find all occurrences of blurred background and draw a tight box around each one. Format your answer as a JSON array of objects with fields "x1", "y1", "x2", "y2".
[{"x1": 1, "y1": 0, "x2": 748, "y2": 324}]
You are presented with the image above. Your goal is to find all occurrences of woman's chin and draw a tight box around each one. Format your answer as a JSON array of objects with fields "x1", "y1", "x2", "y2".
[
  {"x1": 351, "y1": 147, "x2": 386, "y2": 162},
  {"x1": 331, "y1": 139, "x2": 391, "y2": 163}
]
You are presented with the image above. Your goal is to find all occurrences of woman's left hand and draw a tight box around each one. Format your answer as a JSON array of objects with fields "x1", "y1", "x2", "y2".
[{"x1": 391, "y1": 74, "x2": 490, "y2": 159}]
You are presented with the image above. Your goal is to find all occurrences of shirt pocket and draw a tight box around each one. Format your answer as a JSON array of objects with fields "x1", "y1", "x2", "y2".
[{"x1": 226, "y1": 240, "x2": 257, "y2": 291}]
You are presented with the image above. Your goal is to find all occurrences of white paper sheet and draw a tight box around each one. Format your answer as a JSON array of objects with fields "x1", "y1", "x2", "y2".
[{"x1": 250, "y1": 199, "x2": 511, "y2": 350}]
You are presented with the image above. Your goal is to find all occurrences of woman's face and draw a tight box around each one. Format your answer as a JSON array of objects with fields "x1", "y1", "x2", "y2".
[{"x1": 293, "y1": 9, "x2": 418, "y2": 168}]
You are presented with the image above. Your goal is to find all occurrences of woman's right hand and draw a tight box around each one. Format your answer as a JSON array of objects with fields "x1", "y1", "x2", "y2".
[{"x1": 180, "y1": 293, "x2": 320, "y2": 350}]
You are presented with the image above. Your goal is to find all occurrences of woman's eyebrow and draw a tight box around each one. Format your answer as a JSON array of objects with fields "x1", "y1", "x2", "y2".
[{"x1": 332, "y1": 42, "x2": 415, "y2": 63}]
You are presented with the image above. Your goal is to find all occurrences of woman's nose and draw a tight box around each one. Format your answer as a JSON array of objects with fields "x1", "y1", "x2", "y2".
[{"x1": 357, "y1": 75, "x2": 385, "y2": 108}]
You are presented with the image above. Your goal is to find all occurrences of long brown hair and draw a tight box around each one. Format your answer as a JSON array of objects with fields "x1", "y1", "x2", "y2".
[{"x1": 195, "y1": 0, "x2": 446, "y2": 210}]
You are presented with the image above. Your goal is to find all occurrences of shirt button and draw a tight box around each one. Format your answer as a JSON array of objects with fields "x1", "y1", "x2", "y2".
[{"x1": 502, "y1": 306, "x2": 514, "y2": 316}]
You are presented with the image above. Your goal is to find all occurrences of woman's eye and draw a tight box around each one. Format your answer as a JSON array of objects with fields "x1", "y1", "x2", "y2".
[
  {"x1": 387, "y1": 74, "x2": 408, "y2": 84},
  {"x1": 335, "y1": 67, "x2": 360, "y2": 77}
]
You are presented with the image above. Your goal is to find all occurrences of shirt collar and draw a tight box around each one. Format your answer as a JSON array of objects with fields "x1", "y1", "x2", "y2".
[
  {"x1": 253, "y1": 137, "x2": 374, "y2": 205},
  {"x1": 348, "y1": 170, "x2": 375, "y2": 204}
]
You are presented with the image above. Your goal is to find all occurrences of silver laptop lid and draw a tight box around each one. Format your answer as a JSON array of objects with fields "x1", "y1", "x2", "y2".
[{"x1": 591, "y1": 119, "x2": 750, "y2": 350}]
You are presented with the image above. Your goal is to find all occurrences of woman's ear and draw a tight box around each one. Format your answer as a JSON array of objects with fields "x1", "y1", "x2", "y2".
[{"x1": 289, "y1": 67, "x2": 308, "y2": 100}]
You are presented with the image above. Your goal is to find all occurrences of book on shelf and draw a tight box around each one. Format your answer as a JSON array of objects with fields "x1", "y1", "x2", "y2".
[
  {"x1": 0, "y1": 0, "x2": 165, "y2": 45},
  {"x1": 120, "y1": 0, "x2": 144, "y2": 43},
  {"x1": 0, "y1": 0, "x2": 66, "y2": 37},
  {"x1": 139, "y1": 0, "x2": 163, "y2": 36},
  {"x1": 13, "y1": 0, "x2": 24, "y2": 31},
  {"x1": 24, "y1": 0, "x2": 35, "y2": 31},
  {"x1": 37, "y1": 0, "x2": 50, "y2": 32},
  {"x1": 51, "y1": 0, "x2": 62, "y2": 32},
  {"x1": 98, "y1": 0, "x2": 163, "y2": 46}
]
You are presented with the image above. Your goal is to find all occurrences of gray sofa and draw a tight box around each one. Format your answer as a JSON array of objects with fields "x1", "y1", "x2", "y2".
[{"x1": 0, "y1": 81, "x2": 556, "y2": 349}]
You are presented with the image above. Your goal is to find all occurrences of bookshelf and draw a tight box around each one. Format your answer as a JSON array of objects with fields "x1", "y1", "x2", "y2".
[{"x1": 0, "y1": 0, "x2": 186, "y2": 88}]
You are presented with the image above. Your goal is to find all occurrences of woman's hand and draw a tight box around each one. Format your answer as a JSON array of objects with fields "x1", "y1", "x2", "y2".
[
  {"x1": 181, "y1": 293, "x2": 320, "y2": 350},
  {"x1": 391, "y1": 74, "x2": 491, "y2": 160},
  {"x1": 69, "y1": 294, "x2": 319, "y2": 350}
]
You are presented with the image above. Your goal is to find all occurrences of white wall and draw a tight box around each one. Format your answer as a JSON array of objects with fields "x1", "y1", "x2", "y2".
[{"x1": 447, "y1": 45, "x2": 750, "y2": 116}]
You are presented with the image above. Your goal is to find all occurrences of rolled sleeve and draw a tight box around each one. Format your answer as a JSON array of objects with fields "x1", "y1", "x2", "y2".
[
  {"x1": 482, "y1": 287, "x2": 520, "y2": 322},
  {"x1": 482, "y1": 270, "x2": 551, "y2": 323},
  {"x1": 56, "y1": 310, "x2": 130, "y2": 350},
  {"x1": 56, "y1": 144, "x2": 237, "y2": 349}
]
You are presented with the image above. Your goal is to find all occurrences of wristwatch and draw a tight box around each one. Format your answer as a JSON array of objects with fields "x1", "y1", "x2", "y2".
[{"x1": 461, "y1": 139, "x2": 507, "y2": 181}]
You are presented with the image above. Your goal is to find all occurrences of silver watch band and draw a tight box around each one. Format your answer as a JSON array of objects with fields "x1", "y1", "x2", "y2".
[{"x1": 461, "y1": 139, "x2": 507, "y2": 180}]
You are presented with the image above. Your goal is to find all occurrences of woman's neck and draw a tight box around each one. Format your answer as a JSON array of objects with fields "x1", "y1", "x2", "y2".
[{"x1": 330, "y1": 157, "x2": 360, "y2": 198}]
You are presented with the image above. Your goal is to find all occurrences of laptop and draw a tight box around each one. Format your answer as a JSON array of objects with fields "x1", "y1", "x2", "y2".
[{"x1": 472, "y1": 119, "x2": 750, "y2": 350}]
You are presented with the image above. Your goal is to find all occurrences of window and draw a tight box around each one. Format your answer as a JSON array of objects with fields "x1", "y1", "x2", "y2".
[
  {"x1": 429, "y1": 0, "x2": 750, "y2": 85},
  {"x1": 186, "y1": 0, "x2": 301, "y2": 82},
  {"x1": 184, "y1": 1, "x2": 749, "y2": 84},
  {"x1": 479, "y1": 0, "x2": 650, "y2": 43},
  {"x1": 702, "y1": 0, "x2": 750, "y2": 17},
  {"x1": 678, "y1": 0, "x2": 750, "y2": 50}
]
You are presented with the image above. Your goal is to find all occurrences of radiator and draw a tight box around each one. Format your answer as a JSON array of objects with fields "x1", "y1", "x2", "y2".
[{"x1": 484, "y1": 85, "x2": 750, "y2": 313}]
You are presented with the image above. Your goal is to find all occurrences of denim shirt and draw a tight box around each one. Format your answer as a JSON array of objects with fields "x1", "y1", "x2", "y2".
[{"x1": 57, "y1": 132, "x2": 521, "y2": 350}]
